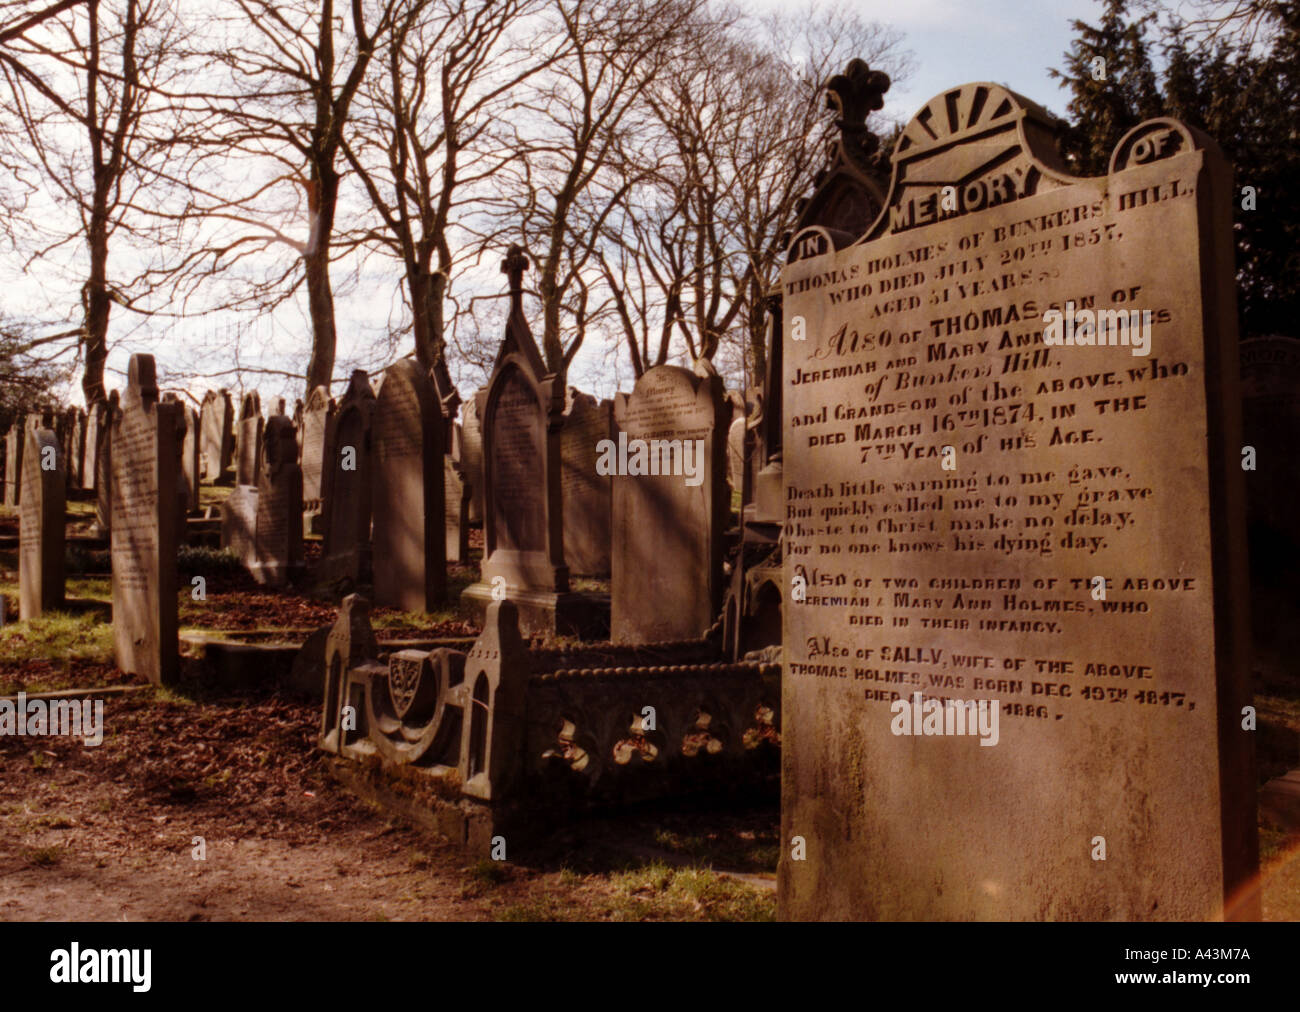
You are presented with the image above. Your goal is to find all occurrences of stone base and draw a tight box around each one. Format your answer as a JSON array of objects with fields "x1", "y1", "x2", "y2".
[{"x1": 461, "y1": 583, "x2": 609, "y2": 641}]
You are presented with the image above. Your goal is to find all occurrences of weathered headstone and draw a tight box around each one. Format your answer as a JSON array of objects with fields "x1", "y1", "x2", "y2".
[
  {"x1": 64, "y1": 407, "x2": 85, "y2": 490},
  {"x1": 611, "y1": 364, "x2": 730, "y2": 643},
  {"x1": 235, "y1": 391, "x2": 263, "y2": 486},
  {"x1": 300, "y1": 385, "x2": 334, "y2": 509},
  {"x1": 220, "y1": 485, "x2": 258, "y2": 566},
  {"x1": 92, "y1": 391, "x2": 119, "y2": 536},
  {"x1": 319, "y1": 370, "x2": 376, "y2": 586},
  {"x1": 82, "y1": 398, "x2": 108, "y2": 491},
  {"x1": 199, "y1": 388, "x2": 235, "y2": 482},
  {"x1": 778, "y1": 79, "x2": 1255, "y2": 919},
  {"x1": 561, "y1": 388, "x2": 613, "y2": 577},
  {"x1": 4, "y1": 418, "x2": 25, "y2": 506},
  {"x1": 372, "y1": 359, "x2": 445, "y2": 612},
  {"x1": 181, "y1": 404, "x2": 201, "y2": 513},
  {"x1": 19, "y1": 425, "x2": 65, "y2": 619},
  {"x1": 445, "y1": 455, "x2": 469, "y2": 564},
  {"x1": 461, "y1": 395, "x2": 484, "y2": 524},
  {"x1": 111, "y1": 355, "x2": 180, "y2": 685},
  {"x1": 251, "y1": 415, "x2": 303, "y2": 585}
]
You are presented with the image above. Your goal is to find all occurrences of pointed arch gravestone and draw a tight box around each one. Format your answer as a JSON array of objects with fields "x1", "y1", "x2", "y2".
[
  {"x1": 251, "y1": 414, "x2": 304, "y2": 586},
  {"x1": 778, "y1": 74, "x2": 1255, "y2": 920},
  {"x1": 319, "y1": 370, "x2": 376, "y2": 588},
  {"x1": 111, "y1": 355, "x2": 180, "y2": 685},
  {"x1": 19, "y1": 425, "x2": 65, "y2": 619},
  {"x1": 235, "y1": 391, "x2": 263, "y2": 486},
  {"x1": 460, "y1": 247, "x2": 607, "y2": 639},
  {"x1": 372, "y1": 359, "x2": 445, "y2": 612},
  {"x1": 300, "y1": 385, "x2": 334, "y2": 516}
]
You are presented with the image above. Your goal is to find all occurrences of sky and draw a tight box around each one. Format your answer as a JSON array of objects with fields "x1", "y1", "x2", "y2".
[{"x1": 9, "y1": 0, "x2": 1129, "y2": 409}]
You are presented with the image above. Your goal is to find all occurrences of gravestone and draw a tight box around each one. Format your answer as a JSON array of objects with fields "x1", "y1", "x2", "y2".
[
  {"x1": 92, "y1": 391, "x2": 119, "y2": 536},
  {"x1": 727, "y1": 409, "x2": 753, "y2": 503},
  {"x1": 561, "y1": 389, "x2": 613, "y2": 577},
  {"x1": 461, "y1": 395, "x2": 484, "y2": 524},
  {"x1": 319, "y1": 370, "x2": 376, "y2": 586},
  {"x1": 445, "y1": 455, "x2": 469, "y2": 563},
  {"x1": 461, "y1": 248, "x2": 605, "y2": 638},
  {"x1": 19, "y1": 425, "x2": 65, "y2": 619},
  {"x1": 4, "y1": 418, "x2": 25, "y2": 506},
  {"x1": 220, "y1": 485, "x2": 258, "y2": 567},
  {"x1": 611, "y1": 364, "x2": 731, "y2": 643},
  {"x1": 181, "y1": 404, "x2": 201, "y2": 513},
  {"x1": 778, "y1": 79, "x2": 1255, "y2": 919},
  {"x1": 371, "y1": 359, "x2": 445, "y2": 612},
  {"x1": 83, "y1": 398, "x2": 108, "y2": 491},
  {"x1": 300, "y1": 385, "x2": 334, "y2": 511},
  {"x1": 64, "y1": 407, "x2": 85, "y2": 490},
  {"x1": 235, "y1": 392, "x2": 263, "y2": 486},
  {"x1": 199, "y1": 388, "x2": 235, "y2": 482},
  {"x1": 251, "y1": 415, "x2": 303, "y2": 585},
  {"x1": 110, "y1": 355, "x2": 180, "y2": 685}
]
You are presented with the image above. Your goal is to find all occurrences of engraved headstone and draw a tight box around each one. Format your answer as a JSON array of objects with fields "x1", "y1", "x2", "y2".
[
  {"x1": 251, "y1": 415, "x2": 303, "y2": 585},
  {"x1": 19, "y1": 425, "x2": 65, "y2": 619},
  {"x1": 561, "y1": 389, "x2": 613, "y2": 577},
  {"x1": 235, "y1": 391, "x2": 263, "y2": 486},
  {"x1": 64, "y1": 407, "x2": 85, "y2": 490},
  {"x1": 92, "y1": 391, "x2": 119, "y2": 535},
  {"x1": 320, "y1": 370, "x2": 376, "y2": 586},
  {"x1": 611, "y1": 364, "x2": 730, "y2": 643},
  {"x1": 778, "y1": 81, "x2": 1254, "y2": 919},
  {"x1": 111, "y1": 355, "x2": 180, "y2": 685},
  {"x1": 199, "y1": 388, "x2": 235, "y2": 482},
  {"x1": 220, "y1": 484, "x2": 258, "y2": 567},
  {"x1": 372, "y1": 359, "x2": 445, "y2": 612},
  {"x1": 83, "y1": 398, "x2": 108, "y2": 491},
  {"x1": 300, "y1": 385, "x2": 334, "y2": 508}
]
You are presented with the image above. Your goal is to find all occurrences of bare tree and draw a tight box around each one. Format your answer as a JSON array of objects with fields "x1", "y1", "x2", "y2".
[{"x1": 0, "y1": 0, "x2": 188, "y2": 404}]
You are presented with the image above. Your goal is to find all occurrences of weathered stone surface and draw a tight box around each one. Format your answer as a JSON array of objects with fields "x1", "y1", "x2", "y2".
[
  {"x1": 235, "y1": 392, "x2": 263, "y2": 486},
  {"x1": 611, "y1": 364, "x2": 731, "y2": 643},
  {"x1": 83, "y1": 398, "x2": 108, "y2": 491},
  {"x1": 19, "y1": 426, "x2": 65, "y2": 619},
  {"x1": 181, "y1": 405, "x2": 201, "y2": 513},
  {"x1": 320, "y1": 371, "x2": 376, "y2": 586},
  {"x1": 300, "y1": 385, "x2": 334, "y2": 506},
  {"x1": 778, "y1": 83, "x2": 1255, "y2": 920},
  {"x1": 461, "y1": 394, "x2": 485, "y2": 524},
  {"x1": 199, "y1": 389, "x2": 234, "y2": 481},
  {"x1": 441, "y1": 455, "x2": 468, "y2": 565},
  {"x1": 111, "y1": 355, "x2": 180, "y2": 685},
  {"x1": 92, "y1": 391, "x2": 119, "y2": 535},
  {"x1": 251, "y1": 415, "x2": 303, "y2": 585},
  {"x1": 372, "y1": 359, "x2": 445, "y2": 612},
  {"x1": 561, "y1": 389, "x2": 612, "y2": 577},
  {"x1": 65, "y1": 407, "x2": 86, "y2": 490}
]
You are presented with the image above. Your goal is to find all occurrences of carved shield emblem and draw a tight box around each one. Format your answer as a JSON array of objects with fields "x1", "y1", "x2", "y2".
[{"x1": 387, "y1": 653, "x2": 424, "y2": 720}]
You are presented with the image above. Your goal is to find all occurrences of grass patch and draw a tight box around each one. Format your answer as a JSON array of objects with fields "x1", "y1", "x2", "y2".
[
  {"x1": 177, "y1": 545, "x2": 244, "y2": 576},
  {"x1": 601, "y1": 863, "x2": 775, "y2": 921},
  {"x1": 0, "y1": 611, "x2": 113, "y2": 666},
  {"x1": 24, "y1": 845, "x2": 64, "y2": 867}
]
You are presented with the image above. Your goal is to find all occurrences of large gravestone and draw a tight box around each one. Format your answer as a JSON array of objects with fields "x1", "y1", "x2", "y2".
[
  {"x1": 199, "y1": 389, "x2": 235, "y2": 482},
  {"x1": 778, "y1": 79, "x2": 1255, "y2": 920},
  {"x1": 461, "y1": 248, "x2": 605, "y2": 639},
  {"x1": 561, "y1": 389, "x2": 613, "y2": 577},
  {"x1": 220, "y1": 484, "x2": 258, "y2": 566},
  {"x1": 319, "y1": 370, "x2": 376, "y2": 587},
  {"x1": 19, "y1": 425, "x2": 65, "y2": 619},
  {"x1": 235, "y1": 392, "x2": 263, "y2": 486},
  {"x1": 252, "y1": 415, "x2": 303, "y2": 585},
  {"x1": 611, "y1": 364, "x2": 730, "y2": 643},
  {"x1": 461, "y1": 395, "x2": 485, "y2": 524},
  {"x1": 4, "y1": 419, "x2": 25, "y2": 506},
  {"x1": 445, "y1": 456, "x2": 469, "y2": 564},
  {"x1": 372, "y1": 359, "x2": 445, "y2": 612},
  {"x1": 111, "y1": 356, "x2": 180, "y2": 685}
]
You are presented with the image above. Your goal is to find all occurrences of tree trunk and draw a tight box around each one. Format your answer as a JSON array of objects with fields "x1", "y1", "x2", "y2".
[
  {"x1": 81, "y1": 209, "x2": 111, "y2": 406},
  {"x1": 303, "y1": 168, "x2": 340, "y2": 395}
]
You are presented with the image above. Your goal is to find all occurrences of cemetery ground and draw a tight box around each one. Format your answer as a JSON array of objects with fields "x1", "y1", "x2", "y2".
[{"x1": 0, "y1": 495, "x2": 779, "y2": 922}]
